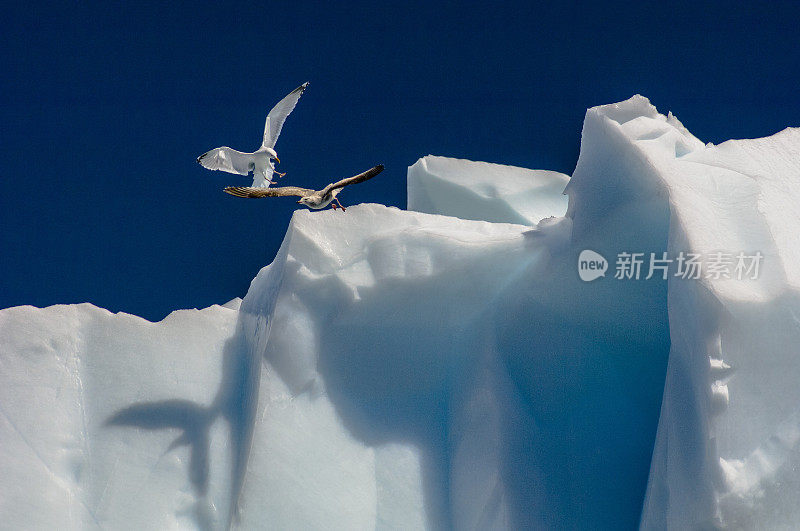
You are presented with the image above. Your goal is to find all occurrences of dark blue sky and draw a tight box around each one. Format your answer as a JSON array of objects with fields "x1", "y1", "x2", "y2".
[{"x1": 2, "y1": 2, "x2": 798, "y2": 321}]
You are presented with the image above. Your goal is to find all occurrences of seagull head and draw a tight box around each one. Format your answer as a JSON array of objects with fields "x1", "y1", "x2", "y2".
[{"x1": 265, "y1": 147, "x2": 280, "y2": 164}]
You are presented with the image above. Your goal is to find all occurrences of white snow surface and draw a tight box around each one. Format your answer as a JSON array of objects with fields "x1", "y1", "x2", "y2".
[
  {"x1": 408, "y1": 155, "x2": 570, "y2": 224},
  {"x1": 2, "y1": 95, "x2": 799, "y2": 530}
]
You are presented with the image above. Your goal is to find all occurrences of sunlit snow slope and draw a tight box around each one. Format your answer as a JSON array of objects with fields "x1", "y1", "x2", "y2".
[
  {"x1": 619, "y1": 100, "x2": 800, "y2": 530},
  {"x1": 1, "y1": 96, "x2": 798, "y2": 530}
]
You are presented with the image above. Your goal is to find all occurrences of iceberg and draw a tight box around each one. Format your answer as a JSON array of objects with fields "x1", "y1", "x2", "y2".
[{"x1": 1, "y1": 95, "x2": 798, "y2": 530}]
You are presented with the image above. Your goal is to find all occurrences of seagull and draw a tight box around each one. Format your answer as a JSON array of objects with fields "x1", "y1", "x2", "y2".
[
  {"x1": 223, "y1": 165, "x2": 384, "y2": 211},
  {"x1": 197, "y1": 82, "x2": 309, "y2": 188}
]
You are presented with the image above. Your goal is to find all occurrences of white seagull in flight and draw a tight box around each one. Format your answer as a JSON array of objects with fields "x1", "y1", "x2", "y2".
[
  {"x1": 223, "y1": 165, "x2": 384, "y2": 211},
  {"x1": 197, "y1": 82, "x2": 309, "y2": 188}
]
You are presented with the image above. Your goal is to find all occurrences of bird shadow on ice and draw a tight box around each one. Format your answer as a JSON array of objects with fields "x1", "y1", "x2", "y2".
[
  {"x1": 105, "y1": 399, "x2": 213, "y2": 494},
  {"x1": 104, "y1": 319, "x2": 257, "y2": 531}
]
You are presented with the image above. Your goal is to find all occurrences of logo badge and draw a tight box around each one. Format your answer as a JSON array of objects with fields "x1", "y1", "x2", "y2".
[{"x1": 578, "y1": 250, "x2": 607, "y2": 282}]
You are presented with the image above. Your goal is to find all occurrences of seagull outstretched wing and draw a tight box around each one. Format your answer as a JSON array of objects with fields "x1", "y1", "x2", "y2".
[
  {"x1": 321, "y1": 165, "x2": 385, "y2": 195},
  {"x1": 262, "y1": 82, "x2": 309, "y2": 149},
  {"x1": 197, "y1": 147, "x2": 255, "y2": 176},
  {"x1": 224, "y1": 185, "x2": 314, "y2": 198}
]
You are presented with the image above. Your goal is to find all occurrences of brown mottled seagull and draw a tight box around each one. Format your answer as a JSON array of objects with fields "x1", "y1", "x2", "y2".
[
  {"x1": 197, "y1": 82, "x2": 309, "y2": 188},
  {"x1": 223, "y1": 165, "x2": 384, "y2": 211}
]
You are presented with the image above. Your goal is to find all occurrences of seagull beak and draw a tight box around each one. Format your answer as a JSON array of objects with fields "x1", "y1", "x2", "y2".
[
  {"x1": 275, "y1": 156, "x2": 281, "y2": 164},
  {"x1": 297, "y1": 200, "x2": 302, "y2": 204}
]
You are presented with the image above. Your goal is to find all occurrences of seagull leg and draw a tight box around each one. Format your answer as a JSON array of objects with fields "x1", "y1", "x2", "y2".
[
  {"x1": 259, "y1": 170, "x2": 275, "y2": 184},
  {"x1": 334, "y1": 197, "x2": 346, "y2": 212},
  {"x1": 330, "y1": 203, "x2": 338, "y2": 210},
  {"x1": 274, "y1": 171, "x2": 286, "y2": 178}
]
